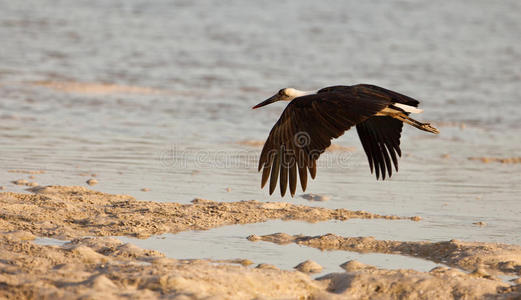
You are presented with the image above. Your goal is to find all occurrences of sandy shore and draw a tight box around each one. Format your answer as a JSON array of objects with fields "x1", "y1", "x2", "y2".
[
  {"x1": 0, "y1": 185, "x2": 415, "y2": 239},
  {"x1": 1, "y1": 186, "x2": 520, "y2": 299}
]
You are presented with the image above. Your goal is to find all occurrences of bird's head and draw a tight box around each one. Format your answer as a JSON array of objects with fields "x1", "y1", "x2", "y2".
[{"x1": 252, "y1": 88, "x2": 313, "y2": 109}]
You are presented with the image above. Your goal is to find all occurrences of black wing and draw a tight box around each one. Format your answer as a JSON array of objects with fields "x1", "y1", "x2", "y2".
[
  {"x1": 318, "y1": 84, "x2": 418, "y2": 180},
  {"x1": 319, "y1": 84, "x2": 420, "y2": 107},
  {"x1": 356, "y1": 116, "x2": 404, "y2": 180},
  {"x1": 258, "y1": 91, "x2": 390, "y2": 197},
  {"x1": 354, "y1": 84, "x2": 420, "y2": 107}
]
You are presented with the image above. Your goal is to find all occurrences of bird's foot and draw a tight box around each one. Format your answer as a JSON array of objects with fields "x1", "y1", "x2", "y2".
[{"x1": 420, "y1": 123, "x2": 440, "y2": 134}]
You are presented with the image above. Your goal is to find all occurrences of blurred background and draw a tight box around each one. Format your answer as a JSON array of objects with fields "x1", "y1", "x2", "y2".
[{"x1": 1, "y1": 0, "x2": 520, "y2": 272}]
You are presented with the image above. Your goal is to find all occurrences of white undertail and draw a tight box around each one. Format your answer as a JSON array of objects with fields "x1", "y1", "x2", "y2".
[{"x1": 377, "y1": 104, "x2": 439, "y2": 134}]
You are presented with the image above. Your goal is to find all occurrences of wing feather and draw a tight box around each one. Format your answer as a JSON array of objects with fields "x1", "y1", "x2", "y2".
[
  {"x1": 258, "y1": 90, "x2": 390, "y2": 196},
  {"x1": 356, "y1": 116, "x2": 404, "y2": 180},
  {"x1": 269, "y1": 148, "x2": 280, "y2": 195}
]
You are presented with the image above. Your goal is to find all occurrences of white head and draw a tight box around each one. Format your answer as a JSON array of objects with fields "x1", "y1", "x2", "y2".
[{"x1": 252, "y1": 88, "x2": 315, "y2": 109}]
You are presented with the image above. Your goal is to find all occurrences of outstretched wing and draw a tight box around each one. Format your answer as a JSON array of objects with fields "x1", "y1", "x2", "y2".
[
  {"x1": 356, "y1": 116, "x2": 404, "y2": 180},
  {"x1": 318, "y1": 84, "x2": 418, "y2": 181},
  {"x1": 258, "y1": 91, "x2": 390, "y2": 197},
  {"x1": 351, "y1": 84, "x2": 419, "y2": 180}
]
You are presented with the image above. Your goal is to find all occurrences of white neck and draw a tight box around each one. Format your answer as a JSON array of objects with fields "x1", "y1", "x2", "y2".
[{"x1": 286, "y1": 88, "x2": 315, "y2": 99}]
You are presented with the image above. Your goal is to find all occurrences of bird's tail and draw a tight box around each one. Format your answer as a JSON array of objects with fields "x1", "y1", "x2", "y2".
[{"x1": 392, "y1": 113, "x2": 439, "y2": 134}]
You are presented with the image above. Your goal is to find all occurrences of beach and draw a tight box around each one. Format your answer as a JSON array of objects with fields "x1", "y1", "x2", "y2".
[{"x1": 1, "y1": 185, "x2": 520, "y2": 299}]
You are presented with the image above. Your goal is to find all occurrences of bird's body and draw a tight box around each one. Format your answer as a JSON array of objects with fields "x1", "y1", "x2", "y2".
[{"x1": 252, "y1": 84, "x2": 439, "y2": 197}]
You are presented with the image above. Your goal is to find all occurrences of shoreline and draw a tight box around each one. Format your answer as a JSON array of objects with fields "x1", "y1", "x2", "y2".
[{"x1": 1, "y1": 186, "x2": 520, "y2": 299}]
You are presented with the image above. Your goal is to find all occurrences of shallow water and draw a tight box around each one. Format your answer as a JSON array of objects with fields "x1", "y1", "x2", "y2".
[
  {"x1": 117, "y1": 220, "x2": 445, "y2": 276},
  {"x1": 34, "y1": 237, "x2": 68, "y2": 247},
  {"x1": 2, "y1": 0, "x2": 521, "y2": 269},
  {"x1": 34, "y1": 227, "x2": 443, "y2": 276}
]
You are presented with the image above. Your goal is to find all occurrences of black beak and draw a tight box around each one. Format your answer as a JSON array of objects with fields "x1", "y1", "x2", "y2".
[{"x1": 252, "y1": 95, "x2": 280, "y2": 109}]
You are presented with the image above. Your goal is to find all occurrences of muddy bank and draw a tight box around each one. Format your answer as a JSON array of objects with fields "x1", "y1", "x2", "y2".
[
  {"x1": 30, "y1": 80, "x2": 164, "y2": 95},
  {"x1": 0, "y1": 233, "x2": 326, "y2": 299},
  {"x1": 0, "y1": 186, "x2": 416, "y2": 239},
  {"x1": 248, "y1": 233, "x2": 521, "y2": 276},
  {"x1": 1, "y1": 186, "x2": 521, "y2": 299},
  {"x1": 468, "y1": 157, "x2": 521, "y2": 164},
  {"x1": 319, "y1": 261, "x2": 520, "y2": 299},
  {"x1": 1, "y1": 232, "x2": 520, "y2": 299}
]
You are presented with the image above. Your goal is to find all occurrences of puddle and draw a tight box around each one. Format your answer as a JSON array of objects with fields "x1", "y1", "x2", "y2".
[
  {"x1": 117, "y1": 220, "x2": 445, "y2": 276},
  {"x1": 33, "y1": 237, "x2": 68, "y2": 247},
  {"x1": 499, "y1": 274, "x2": 521, "y2": 285},
  {"x1": 31, "y1": 225, "x2": 519, "y2": 283}
]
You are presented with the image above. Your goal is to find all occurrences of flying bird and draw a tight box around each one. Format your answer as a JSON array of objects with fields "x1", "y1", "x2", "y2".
[{"x1": 252, "y1": 84, "x2": 439, "y2": 197}]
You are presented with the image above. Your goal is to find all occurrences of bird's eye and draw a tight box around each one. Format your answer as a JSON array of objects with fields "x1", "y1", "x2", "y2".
[{"x1": 279, "y1": 89, "x2": 285, "y2": 95}]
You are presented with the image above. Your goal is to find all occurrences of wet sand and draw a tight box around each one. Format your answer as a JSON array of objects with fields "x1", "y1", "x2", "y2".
[
  {"x1": 1, "y1": 186, "x2": 520, "y2": 299},
  {"x1": 0, "y1": 185, "x2": 416, "y2": 239},
  {"x1": 31, "y1": 80, "x2": 165, "y2": 95},
  {"x1": 468, "y1": 157, "x2": 521, "y2": 164}
]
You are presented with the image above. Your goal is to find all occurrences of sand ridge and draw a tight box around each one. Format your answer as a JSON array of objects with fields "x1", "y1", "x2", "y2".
[
  {"x1": 0, "y1": 185, "x2": 417, "y2": 239},
  {"x1": 468, "y1": 157, "x2": 521, "y2": 164},
  {"x1": 30, "y1": 80, "x2": 164, "y2": 95},
  {"x1": 0, "y1": 231, "x2": 520, "y2": 299}
]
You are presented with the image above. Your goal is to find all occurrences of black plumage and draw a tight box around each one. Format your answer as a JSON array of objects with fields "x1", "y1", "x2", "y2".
[{"x1": 254, "y1": 84, "x2": 437, "y2": 197}]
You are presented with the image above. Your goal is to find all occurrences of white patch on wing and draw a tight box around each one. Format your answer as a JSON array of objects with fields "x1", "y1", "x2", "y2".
[{"x1": 394, "y1": 103, "x2": 423, "y2": 114}]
